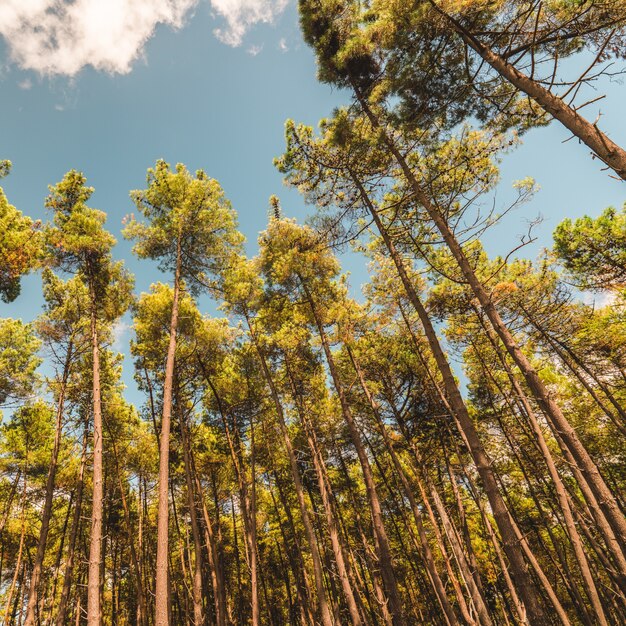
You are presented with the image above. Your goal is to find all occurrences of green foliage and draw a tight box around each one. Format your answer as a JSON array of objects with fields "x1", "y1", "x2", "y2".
[
  {"x1": 554, "y1": 204, "x2": 626, "y2": 291},
  {"x1": 124, "y1": 160, "x2": 244, "y2": 296},
  {"x1": 0, "y1": 166, "x2": 42, "y2": 302},
  {"x1": 0, "y1": 319, "x2": 41, "y2": 409}
]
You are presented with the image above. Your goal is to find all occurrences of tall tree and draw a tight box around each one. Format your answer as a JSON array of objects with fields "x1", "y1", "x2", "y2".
[
  {"x1": 45, "y1": 171, "x2": 133, "y2": 626},
  {"x1": 124, "y1": 160, "x2": 243, "y2": 626}
]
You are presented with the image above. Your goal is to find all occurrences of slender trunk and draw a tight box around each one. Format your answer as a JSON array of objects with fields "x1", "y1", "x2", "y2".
[
  {"x1": 106, "y1": 416, "x2": 148, "y2": 626},
  {"x1": 137, "y1": 479, "x2": 144, "y2": 626},
  {"x1": 476, "y1": 320, "x2": 611, "y2": 624},
  {"x1": 299, "y1": 279, "x2": 406, "y2": 626},
  {"x1": 529, "y1": 317, "x2": 626, "y2": 437},
  {"x1": 56, "y1": 422, "x2": 88, "y2": 626},
  {"x1": 427, "y1": 0, "x2": 626, "y2": 180},
  {"x1": 45, "y1": 485, "x2": 74, "y2": 624},
  {"x1": 267, "y1": 478, "x2": 315, "y2": 626},
  {"x1": 3, "y1": 473, "x2": 27, "y2": 626},
  {"x1": 399, "y1": 307, "x2": 527, "y2": 624},
  {"x1": 155, "y1": 239, "x2": 182, "y2": 626},
  {"x1": 199, "y1": 364, "x2": 257, "y2": 626},
  {"x1": 245, "y1": 313, "x2": 334, "y2": 626},
  {"x1": 346, "y1": 345, "x2": 465, "y2": 626},
  {"x1": 284, "y1": 353, "x2": 364, "y2": 626},
  {"x1": 248, "y1": 405, "x2": 260, "y2": 626},
  {"x1": 352, "y1": 172, "x2": 546, "y2": 625},
  {"x1": 333, "y1": 442, "x2": 394, "y2": 626},
  {"x1": 190, "y1": 444, "x2": 226, "y2": 626},
  {"x1": 0, "y1": 470, "x2": 21, "y2": 536},
  {"x1": 23, "y1": 347, "x2": 71, "y2": 626},
  {"x1": 87, "y1": 298, "x2": 103, "y2": 626},
  {"x1": 357, "y1": 89, "x2": 626, "y2": 555},
  {"x1": 180, "y1": 416, "x2": 205, "y2": 626},
  {"x1": 412, "y1": 114, "x2": 622, "y2": 547}
]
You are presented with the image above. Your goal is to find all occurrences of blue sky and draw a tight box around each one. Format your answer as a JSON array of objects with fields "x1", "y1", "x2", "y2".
[{"x1": 0, "y1": 0, "x2": 625, "y2": 401}]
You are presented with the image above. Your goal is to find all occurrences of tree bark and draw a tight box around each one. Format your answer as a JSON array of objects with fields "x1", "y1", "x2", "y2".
[
  {"x1": 23, "y1": 344, "x2": 72, "y2": 626},
  {"x1": 300, "y1": 279, "x2": 406, "y2": 626},
  {"x1": 427, "y1": 0, "x2": 626, "y2": 180},
  {"x1": 353, "y1": 171, "x2": 547, "y2": 624},
  {"x1": 87, "y1": 298, "x2": 103, "y2": 626},
  {"x1": 155, "y1": 239, "x2": 182, "y2": 626}
]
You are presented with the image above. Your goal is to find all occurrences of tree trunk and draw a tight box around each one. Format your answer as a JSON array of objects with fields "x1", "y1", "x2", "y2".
[
  {"x1": 246, "y1": 313, "x2": 334, "y2": 626},
  {"x1": 476, "y1": 320, "x2": 612, "y2": 624},
  {"x1": 2, "y1": 473, "x2": 27, "y2": 626},
  {"x1": 106, "y1": 415, "x2": 148, "y2": 626},
  {"x1": 299, "y1": 279, "x2": 406, "y2": 626},
  {"x1": 346, "y1": 345, "x2": 467, "y2": 626},
  {"x1": 56, "y1": 421, "x2": 88, "y2": 626},
  {"x1": 427, "y1": 0, "x2": 626, "y2": 180},
  {"x1": 155, "y1": 240, "x2": 182, "y2": 626},
  {"x1": 199, "y1": 364, "x2": 257, "y2": 626},
  {"x1": 87, "y1": 300, "x2": 103, "y2": 626},
  {"x1": 284, "y1": 353, "x2": 364, "y2": 626},
  {"x1": 23, "y1": 345, "x2": 72, "y2": 626},
  {"x1": 357, "y1": 97, "x2": 626, "y2": 554},
  {"x1": 180, "y1": 415, "x2": 205, "y2": 626},
  {"x1": 353, "y1": 171, "x2": 547, "y2": 624}
]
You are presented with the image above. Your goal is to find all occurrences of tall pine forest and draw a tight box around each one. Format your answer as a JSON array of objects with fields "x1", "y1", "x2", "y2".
[{"x1": 1, "y1": 2, "x2": 626, "y2": 625}]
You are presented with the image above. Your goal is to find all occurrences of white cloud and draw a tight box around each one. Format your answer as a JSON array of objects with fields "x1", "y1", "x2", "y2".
[
  {"x1": 0, "y1": 0, "x2": 196, "y2": 75},
  {"x1": 278, "y1": 37, "x2": 288, "y2": 52},
  {"x1": 247, "y1": 44, "x2": 263, "y2": 56},
  {"x1": 18, "y1": 77, "x2": 32, "y2": 89},
  {"x1": 0, "y1": 0, "x2": 289, "y2": 76},
  {"x1": 211, "y1": 0, "x2": 288, "y2": 46}
]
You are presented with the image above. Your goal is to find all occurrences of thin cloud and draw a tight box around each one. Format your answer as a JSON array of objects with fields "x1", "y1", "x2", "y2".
[
  {"x1": 0, "y1": 0, "x2": 290, "y2": 76},
  {"x1": 247, "y1": 44, "x2": 264, "y2": 56},
  {"x1": 212, "y1": 0, "x2": 289, "y2": 46},
  {"x1": 112, "y1": 319, "x2": 131, "y2": 351}
]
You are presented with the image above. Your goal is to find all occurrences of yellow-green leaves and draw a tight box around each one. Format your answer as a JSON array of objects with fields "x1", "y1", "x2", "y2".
[
  {"x1": 0, "y1": 319, "x2": 41, "y2": 410},
  {"x1": 0, "y1": 173, "x2": 42, "y2": 303},
  {"x1": 125, "y1": 160, "x2": 244, "y2": 296},
  {"x1": 554, "y1": 204, "x2": 626, "y2": 291}
]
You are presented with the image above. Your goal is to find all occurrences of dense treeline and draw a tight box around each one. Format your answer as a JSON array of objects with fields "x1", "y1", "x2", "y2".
[{"x1": 1, "y1": 1, "x2": 626, "y2": 625}]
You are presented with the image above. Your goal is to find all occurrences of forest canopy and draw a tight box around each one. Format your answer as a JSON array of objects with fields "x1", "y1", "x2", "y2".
[{"x1": 1, "y1": 2, "x2": 626, "y2": 626}]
